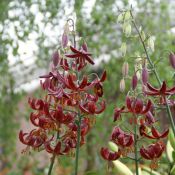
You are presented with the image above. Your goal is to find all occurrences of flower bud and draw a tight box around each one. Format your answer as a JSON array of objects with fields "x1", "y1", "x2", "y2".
[
  {"x1": 62, "y1": 33, "x2": 68, "y2": 48},
  {"x1": 142, "y1": 67, "x2": 148, "y2": 85},
  {"x1": 64, "y1": 22, "x2": 69, "y2": 34},
  {"x1": 52, "y1": 51, "x2": 59, "y2": 67},
  {"x1": 120, "y1": 42, "x2": 127, "y2": 56},
  {"x1": 122, "y1": 62, "x2": 129, "y2": 77},
  {"x1": 124, "y1": 11, "x2": 131, "y2": 21},
  {"x1": 120, "y1": 78, "x2": 125, "y2": 92},
  {"x1": 117, "y1": 13, "x2": 123, "y2": 23},
  {"x1": 82, "y1": 41, "x2": 88, "y2": 52},
  {"x1": 132, "y1": 74, "x2": 138, "y2": 90},
  {"x1": 147, "y1": 36, "x2": 154, "y2": 52},
  {"x1": 123, "y1": 23, "x2": 131, "y2": 37},
  {"x1": 62, "y1": 22, "x2": 69, "y2": 48},
  {"x1": 169, "y1": 52, "x2": 175, "y2": 69}
]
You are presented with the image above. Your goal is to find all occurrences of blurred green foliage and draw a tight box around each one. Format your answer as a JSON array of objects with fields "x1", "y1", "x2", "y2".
[{"x1": 0, "y1": 0, "x2": 175, "y2": 174}]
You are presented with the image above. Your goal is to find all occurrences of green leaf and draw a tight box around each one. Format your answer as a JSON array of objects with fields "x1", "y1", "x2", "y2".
[{"x1": 113, "y1": 160, "x2": 133, "y2": 175}]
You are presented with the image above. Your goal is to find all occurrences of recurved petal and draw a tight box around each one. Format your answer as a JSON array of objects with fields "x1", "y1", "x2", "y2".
[
  {"x1": 87, "y1": 102, "x2": 96, "y2": 114},
  {"x1": 45, "y1": 143, "x2": 54, "y2": 153},
  {"x1": 126, "y1": 96, "x2": 132, "y2": 111},
  {"x1": 54, "y1": 142, "x2": 62, "y2": 155},
  {"x1": 147, "y1": 83, "x2": 159, "y2": 92},
  {"x1": 95, "y1": 101, "x2": 106, "y2": 114},
  {"x1": 142, "y1": 100, "x2": 152, "y2": 114},
  {"x1": 100, "y1": 70, "x2": 107, "y2": 82},
  {"x1": 65, "y1": 53, "x2": 80, "y2": 58},
  {"x1": 100, "y1": 147, "x2": 120, "y2": 161},
  {"x1": 70, "y1": 46, "x2": 82, "y2": 54},
  {"x1": 84, "y1": 55, "x2": 95, "y2": 65},
  {"x1": 125, "y1": 134, "x2": 134, "y2": 147},
  {"x1": 79, "y1": 104, "x2": 90, "y2": 114},
  {"x1": 66, "y1": 74, "x2": 77, "y2": 90},
  {"x1": 79, "y1": 76, "x2": 88, "y2": 89},
  {"x1": 140, "y1": 147, "x2": 151, "y2": 160},
  {"x1": 160, "y1": 81, "x2": 167, "y2": 94},
  {"x1": 134, "y1": 99, "x2": 143, "y2": 114},
  {"x1": 166, "y1": 85, "x2": 175, "y2": 94},
  {"x1": 151, "y1": 127, "x2": 169, "y2": 139},
  {"x1": 19, "y1": 130, "x2": 28, "y2": 145},
  {"x1": 145, "y1": 111, "x2": 156, "y2": 124},
  {"x1": 144, "y1": 91, "x2": 160, "y2": 96}
]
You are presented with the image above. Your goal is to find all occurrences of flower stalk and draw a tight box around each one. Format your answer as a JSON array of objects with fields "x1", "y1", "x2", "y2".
[
  {"x1": 130, "y1": 10, "x2": 175, "y2": 136},
  {"x1": 48, "y1": 154, "x2": 56, "y2": 175},
  {"x1": 134, "y1": 115, "x2": 139, "y2": 175},
  {"x1": 74, "y1": 113, "x2": 82, "y2": 175}
]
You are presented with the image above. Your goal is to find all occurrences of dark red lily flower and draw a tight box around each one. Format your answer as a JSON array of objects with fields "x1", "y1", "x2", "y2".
[
  {"x1": 145, "y1": 81, "x2": 175, "y2": 96},
  {"x1": 126, "y1": 96, "x2": 152, "y2": 115},
  {"x1": 59, "y1": 58, "x2": 70, "y2": 71},
  {"x1": 140, "y1": 141, "x2": 165, "y2": 169},
  {"x1": 48, "y1": 87, "x2": 70, "y2": 99},
  {"x1": 140, "y1": 125, "x2": 169, "y2": 139},
  {"x1": 65, "y1": 74, "x2": 88, "y2": 91},
  {"x1": 28, "y1": 98, "x2": 45, "y2": 110},
  {"x1": 101, "y1": 147, "x2": 121, "y2": 161},
  {"x1": 45, "y1": 141, "x2": 69, "y2": 155},
  {"x1": 113, "y1": 106, "x2": 125, "y2": 121},
  {"x1": 140, "y1": 141, "x2": 165, "y2": 160},
  {"x1": 65, "y1": 46, "x2": 94, "y2": 65},
  {"x1": 111, "y1": 127, "x2": 134, "y2": 148},
  {"x1": 40, "y1": 70, "x2": 62, "y2": 81},
  {"x1": 69, "y1": 118, "x2": 90, "y2": 136},
  {"x1": 94, "y1": 83, "x2": 103, "y2": 97},
  {"x1": 19, "y1": 129, "x2": 48, "y2": 148},
  {"x1": 30, "y1": 113, "x2": 56, "y2": 130},
  {"x1": 79, "y1": 100, "x2": 105, "y2": 115},
  {"x1": 86, "y1": 70, "x2": 106, "y2": 89},
  {"x1": 93, "y1": 71, "x2": 106, "y2": 97},
  {"x1": 40, "y1": 78, "x2": 51, "y2": 90},
  {"x1": 51, "y1": 110, "x2": 75, "y2": 125}
]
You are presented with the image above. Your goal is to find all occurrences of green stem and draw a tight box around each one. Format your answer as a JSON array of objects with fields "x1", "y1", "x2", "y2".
[
  {"x1": 48, "y1": 154, "x2": 56, "y2": 175},
  {"x1": 130, "y1": 10, "x2": 175, "y2": 136},
  {"x1": 48, "y1": 130, "x2": 60, "y2": 175},
  {"x1": 69, "y1": 18, "x2": 82, "y2": 175},
  {"x1": 134, "y1": 115, "x2": 139, "y2": 175},
  {"x1": 74, "y1": 113, "x2": 82, "y2": 175}
]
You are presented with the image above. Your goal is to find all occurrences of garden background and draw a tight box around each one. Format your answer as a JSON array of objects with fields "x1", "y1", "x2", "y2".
[{"x1": 0, "y1": 0, "x2": 175, "y2": 174}]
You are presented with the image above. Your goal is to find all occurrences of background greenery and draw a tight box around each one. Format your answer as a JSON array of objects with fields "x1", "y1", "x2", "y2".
[{"x1": 0, "y1": 0, "x2": 175, "y2": 174}]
